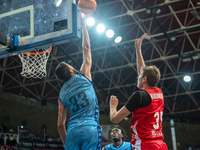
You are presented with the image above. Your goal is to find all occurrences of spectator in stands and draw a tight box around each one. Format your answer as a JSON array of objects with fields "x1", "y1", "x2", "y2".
[
  {"x1": 188, "y1": 144, "x2": 192, "y2": 150},
  {"x1": 21, "y1": 133, "x2": 29, "y2": 140},
  {"x1": 47, "y1": 137, "x2": 53, "y2": 142},
  {"x1": 6, "y1": 136, "x2": 11, "y2": 146},
  {"x1": 11, "y1": 136, "x2": 17, "y2": 148},
  {"x1": 8, "y1": 127, "x2": 14, "y2": 134},
  {"x1": 0, "y1": 135, "x2": 4, "y2": 146},
  {"x1": 28, "y1": 132, "x2": 33, "y2": 139}
]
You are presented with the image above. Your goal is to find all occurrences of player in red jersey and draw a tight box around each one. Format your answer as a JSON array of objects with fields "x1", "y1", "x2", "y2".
[{"x1": 109, "y1": 33, "x2": 168, "y2": 150}]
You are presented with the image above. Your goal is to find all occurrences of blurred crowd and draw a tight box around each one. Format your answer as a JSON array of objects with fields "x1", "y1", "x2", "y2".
[{"x1": 0, "y1": 122, "x2": 62, "y2": 150}]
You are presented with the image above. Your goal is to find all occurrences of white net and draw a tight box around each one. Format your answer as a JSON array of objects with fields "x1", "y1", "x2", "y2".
[{"x1": 18, "y1": 47, "x2": 52, "y2": 79}]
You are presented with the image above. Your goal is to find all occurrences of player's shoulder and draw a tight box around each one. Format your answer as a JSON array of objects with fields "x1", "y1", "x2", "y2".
[
  {"x1": 123, "y1": 141, "x2": 132, "y2": 145},
  {"x1": 78, "y1": 73, "x2": 92, "y2": 82},
  {"x1": 123, "y1": 142, "x2": 133, "y2": 148}
]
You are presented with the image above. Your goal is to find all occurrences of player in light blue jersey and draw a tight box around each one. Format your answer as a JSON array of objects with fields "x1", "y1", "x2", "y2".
[
  {"x1": 56, "y1": 13, "x2": 102, "y2": 150},
  {"x1": 102, "y1": 128, "x2": 133, "y2": 150}
]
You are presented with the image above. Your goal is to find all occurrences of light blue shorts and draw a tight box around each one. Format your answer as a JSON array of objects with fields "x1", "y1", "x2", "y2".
[{"x1": 65, "y1": 124, "x2": 102, "y2": 150}]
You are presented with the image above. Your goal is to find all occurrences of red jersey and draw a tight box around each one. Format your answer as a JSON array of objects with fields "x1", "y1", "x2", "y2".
[{"x1": 130, "y1": 87, "x2": 168, "y2": 150}]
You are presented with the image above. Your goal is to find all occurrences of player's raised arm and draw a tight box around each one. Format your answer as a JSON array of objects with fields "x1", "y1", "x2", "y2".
[
  {"x1": 57, "y1": 98, "x2": 67, "y2": 147},
  {"x1": 135, "y1": 33, "x2": 147, "y2": 75},
  {"x1": 109, "y1": 95, "x2": 131, "y2": 123},
  {"x1": 79, "y1": 13, "x2": 92, "y2": 81}
]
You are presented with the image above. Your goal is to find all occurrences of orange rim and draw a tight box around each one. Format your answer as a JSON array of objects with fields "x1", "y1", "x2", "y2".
[{"x1": 23, "y1": 46, "x2": 52, "y2": 55}]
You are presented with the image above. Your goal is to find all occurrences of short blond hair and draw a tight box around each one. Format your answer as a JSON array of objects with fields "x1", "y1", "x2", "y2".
[{"x1": 141, "y1": 65, "x2": 160, "y2": 87}]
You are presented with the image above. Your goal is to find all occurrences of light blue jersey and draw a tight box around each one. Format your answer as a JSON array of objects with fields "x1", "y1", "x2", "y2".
[
  {"x1": 59, "y1": 73, "x2": 102, "y2": 150},
  {"x1": 104, "y1": 142, "x2": 133, "y2": 150}
]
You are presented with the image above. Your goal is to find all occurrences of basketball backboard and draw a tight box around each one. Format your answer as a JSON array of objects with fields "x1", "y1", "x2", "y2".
[{"x1": 0, "y1": 0, "x2": 81, "y2": 59}]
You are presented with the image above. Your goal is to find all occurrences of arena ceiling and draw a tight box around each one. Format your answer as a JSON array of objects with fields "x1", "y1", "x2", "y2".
[{"x1": 0, "y1": 0, "x2": 200, "y2": 123}]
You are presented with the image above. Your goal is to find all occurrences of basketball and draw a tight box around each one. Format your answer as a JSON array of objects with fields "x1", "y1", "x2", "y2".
[{"x1": 78, "y1": 0, "x2": 97, "y2": 15}]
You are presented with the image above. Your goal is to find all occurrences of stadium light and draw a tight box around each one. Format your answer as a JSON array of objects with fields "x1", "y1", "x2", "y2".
[
  {"x1": 156, "y1": 8, "x2": 161, "y2": 14},
  {"x1": 183, "y1": 75, "x2": 191, "y2": 82},
  {"x1": 54, "y1": 0, "x2": 62, "y2": 7},
  {"x1": 97, "y1": 24, "x2": 105, "y2": 33},
  {"x1": 115, "y1": 36, "x2": 122, "y2": 43},
  {"x1": 86, "y1": 17, "x2": 95, "y2": 26},
  {"x1": 106, "y1": 30, "x2": 114, "y2": 38}
]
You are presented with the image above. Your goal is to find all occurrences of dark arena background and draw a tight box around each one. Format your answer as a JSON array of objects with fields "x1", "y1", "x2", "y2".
[{"x1": 1, "y1": 0, "x2": 200, "y2": 150}]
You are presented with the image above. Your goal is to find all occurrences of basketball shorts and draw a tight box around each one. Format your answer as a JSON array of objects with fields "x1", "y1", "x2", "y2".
[
  {"x1": 65, "y1": 124, "x2": 102, "y2": 150},
  {"x1": 133, "y1": 140, "x2": 168, "y2": 150}
]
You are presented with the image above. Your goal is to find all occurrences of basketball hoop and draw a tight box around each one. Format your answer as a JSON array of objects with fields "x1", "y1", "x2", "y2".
[{"x1": 18, "y1": 47, "x2": 52, "y2": 79}]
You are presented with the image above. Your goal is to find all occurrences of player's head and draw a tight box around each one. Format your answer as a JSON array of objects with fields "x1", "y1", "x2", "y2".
[
  {"x1": 55, "y1": 62, "x2": 80, "y2": 82},
  {"x1": 110, "y1": 128, "x2": 123, "y2": 143},
  {"x1": 137, "y1": 65, "x2": 160, "y2": 89}
]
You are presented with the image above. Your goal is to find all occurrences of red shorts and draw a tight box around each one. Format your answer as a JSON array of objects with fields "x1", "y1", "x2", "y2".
[{"x1": 133, "y1": 140, "x2": 168, "y2": 150}]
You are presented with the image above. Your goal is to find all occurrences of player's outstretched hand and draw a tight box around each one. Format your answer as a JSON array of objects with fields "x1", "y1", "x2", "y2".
[
  {"x1": 110, "y1": 95, "x2": 118, "y2": 108},
  {"x1": 135, "y1": 33, "x2": 147, "y2": 51}
]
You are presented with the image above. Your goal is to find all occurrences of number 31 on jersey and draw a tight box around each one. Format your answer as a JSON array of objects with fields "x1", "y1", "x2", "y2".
[{"x1": 153, "y1": 111, "x2": 163, "y2": 129}]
